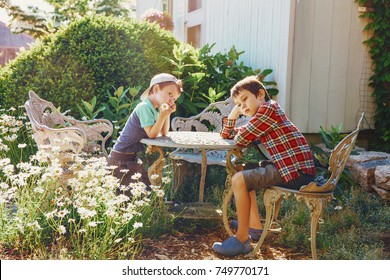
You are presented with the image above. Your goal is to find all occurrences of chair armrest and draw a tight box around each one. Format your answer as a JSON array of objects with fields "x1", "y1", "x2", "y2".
[
  {"x1": 62, "y1": 117, "x2": 113, "y2": 156},
  {"x1": 33, "y1": 125, "x2": 87, "y2": 154}
]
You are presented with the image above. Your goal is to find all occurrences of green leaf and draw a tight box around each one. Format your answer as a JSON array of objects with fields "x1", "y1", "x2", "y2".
[
  {"x1": 172, "y1": 70, "x2": 183, "y2": 76},
  {"x1": 90, "y1": 96, "x2": 96, "y2": 108},
  {"x1": 117, "y1": 103, "x2": 131, "y2": 111},
  {"x1": 77, "y1": 104, "x2": 89, "y2": 119},
  {"x1": 129, "y1": 87, "x2": 139, "y2": 97},
  {"x1": 116, "y1": 86, "x2": 124, "y2": 97},
  {"x1": 319, "y1": 127, "x2": 332, "y2": 149},
  {"x1": 81, "y1": 99, "x2": 93, "y2": 113},
  {"x1": 261, "y1": 69, "x2": 273, "y2": 76}
]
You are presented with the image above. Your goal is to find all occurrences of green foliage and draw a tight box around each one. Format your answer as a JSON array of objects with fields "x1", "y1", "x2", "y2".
[
  {"x1": 1, "y1": 0, "x2": 131, "y2": 38},
  {"x1": 0, "y1": 106, "x2": 37, "y2": 167},
  {"x1": 0, "y1": 15, "x2": 198, "y2": 118},
  {"x1": 165, "y1": 43, "x2": 279, "y2": 118},
  {"x1": 163, "y1": 44, "x2": 207, "y2": 116},
  {"x1": 345, "y1": 187, "x2": 390, "y2": 231},
  {"x1": 77, "y1": 96, "x2": 105, "y2": 120},
  {"x1": 198, "y1": 44, "x2": 279, "y2": 99},
  {"x1": 311, "y1": 124, "x2": 355, "y2": 202},
  {"x1": 78, "y1": 85, "x2": 141, "y2": 146},
  {"x1": 356, "y1": 0, "x2": 390, "y2": 152},
  {"x1": 273, "y1": 186, "x2": 389, "y2": 259}
]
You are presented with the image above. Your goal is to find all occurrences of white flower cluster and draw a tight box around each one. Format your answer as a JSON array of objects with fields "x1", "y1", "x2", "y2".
[
  {"x1": 0, "y1": 144, "x2": 168, "y2": 250},
  {"x1": 0, "y1": 108, "x2": 173, "y2": 258}
]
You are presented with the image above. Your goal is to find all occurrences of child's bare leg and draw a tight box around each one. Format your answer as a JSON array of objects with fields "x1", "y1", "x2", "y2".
[
  {"x1": 249, "y1": 190, "x2": 262, "y2": 229},
  {"x1": 231, "y1": 172, "x2": 251, "y2": 243}
]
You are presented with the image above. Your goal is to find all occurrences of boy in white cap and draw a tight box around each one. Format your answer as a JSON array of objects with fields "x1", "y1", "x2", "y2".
[{"x1": 108, "y1": 73, "x2": 182, "y2": 189}]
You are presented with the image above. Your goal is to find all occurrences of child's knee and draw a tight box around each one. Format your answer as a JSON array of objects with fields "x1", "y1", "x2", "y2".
[{"x1": 231, "y1": 172, "x2": 247, "y2": 191}]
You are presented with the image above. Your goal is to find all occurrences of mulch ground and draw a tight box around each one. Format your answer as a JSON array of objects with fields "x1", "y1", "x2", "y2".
[
  {"x1": 137, "y1": 224, "x2": 310, "y2": 260},
  {"x1": 0, "y1": 226, "x2": 310, "y2": 260}
]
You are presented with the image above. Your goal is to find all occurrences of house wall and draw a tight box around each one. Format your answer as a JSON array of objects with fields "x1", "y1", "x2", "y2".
[
  {"x1": 197, "y1": 0, "x2": 294, "y2": 117},
  {"x1": 0, "y1": 47, "x2": 19, "y2": 66},
  {"x1": 136, "y1": 0, "x2": 163, "y2": 18},
  {"x1": 290, "y1": 0, "x2": 374, "y2": 133},
  {"x1": 136, "y1": 0, "x2": 375, "y2": 133},
  {"x1": 138, "y1": 0, "x2": 294, "y2": 114}
]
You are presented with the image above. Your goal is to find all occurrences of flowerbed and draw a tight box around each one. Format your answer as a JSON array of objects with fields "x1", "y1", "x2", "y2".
[{"x1": 0, "y1": 107, "x2": 172, "y2": 259}]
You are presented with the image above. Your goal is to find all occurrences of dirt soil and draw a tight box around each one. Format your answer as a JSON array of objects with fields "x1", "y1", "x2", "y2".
[
  {"x1": 138, "y1": 224, "x2": 310, "y2": 260},
  {"x1": 0, "y1": 225, "x2": 310, "y2": 260}
]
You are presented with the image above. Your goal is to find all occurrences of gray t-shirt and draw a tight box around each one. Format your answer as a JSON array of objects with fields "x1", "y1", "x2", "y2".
[{"x1": 112, "y1": 99, "x2": 159, "y2": 153}]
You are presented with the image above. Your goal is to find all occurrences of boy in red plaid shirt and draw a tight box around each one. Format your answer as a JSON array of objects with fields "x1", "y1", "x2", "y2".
[{"x1": 213, "y1": 76, "x2": 316, "y2": 256}]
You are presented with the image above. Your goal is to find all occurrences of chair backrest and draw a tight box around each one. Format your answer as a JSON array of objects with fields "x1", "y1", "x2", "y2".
[
  {"x1": 299, "y1": 113, "x2": 364, "y2": 193},
  {"x1": 25, "y1": 91, "x2": 68, "y2": 132},
  {"x1": 171, "y1": 97, "x2": 250, "y2": 132},
  {"x1": 24, "y1": 90, "x2": 113, "y2": 156}
]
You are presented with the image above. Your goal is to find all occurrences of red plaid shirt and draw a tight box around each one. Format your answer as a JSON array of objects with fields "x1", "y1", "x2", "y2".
[{"x1": 221, "y1": 100, "x2": 316, "y2": 183}]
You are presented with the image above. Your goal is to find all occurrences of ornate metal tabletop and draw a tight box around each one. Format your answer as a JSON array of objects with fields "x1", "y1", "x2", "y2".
[{"x1": 140, "y1": 131, "x2": 238, "y2": 150}]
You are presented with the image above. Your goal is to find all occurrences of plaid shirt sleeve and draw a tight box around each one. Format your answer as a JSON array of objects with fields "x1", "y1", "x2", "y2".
[
  {"x1": 233, "y1": 103, "x2": 277, "y2": 146},
  {"x1": 220, "y1": 117, "x2": 238, "y2": 139}
]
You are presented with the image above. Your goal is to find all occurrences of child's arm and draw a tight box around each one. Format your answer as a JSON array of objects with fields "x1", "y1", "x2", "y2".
[
  {"x1": 234, "y1": 104, "x2": 276, "y2": 146},
  {"x1": 160, "y1": 116, "x2": 170, "y2": 136},
  {"x1": 144, "y1": 104, "x2": 176, "y2": 138},
  {"x1": 160, "y1": 103, "x2": 176, "y2": 136},
  {"x1": 220, "y1": 105, "x2": 240, "y2": 139}
]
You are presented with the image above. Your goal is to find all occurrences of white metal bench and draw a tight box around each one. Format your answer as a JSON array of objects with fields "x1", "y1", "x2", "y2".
[
  {"x1": 24, "y1": 91, "x2": 113, "y2": 160},
  {"x1": 170, "y1": 97, "x2": 249, "y2": 200}
]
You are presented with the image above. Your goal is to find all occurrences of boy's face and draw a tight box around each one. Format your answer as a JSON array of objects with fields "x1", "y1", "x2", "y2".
[
  {"x1": 153, "y1": 83, "x2": 181, "y2": 107},
  {"x1": 233, "y1": 89, "x2": 266, "y2": 117}
]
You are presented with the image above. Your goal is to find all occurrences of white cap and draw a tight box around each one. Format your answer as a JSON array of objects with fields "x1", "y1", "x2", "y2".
[{"x1": 140, "y1": 73, "x2": 180, "y2": 101}]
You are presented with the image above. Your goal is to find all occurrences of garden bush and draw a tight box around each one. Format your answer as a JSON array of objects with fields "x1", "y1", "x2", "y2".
[{"x1": 0, "y1": 15, "x2": 198, "y2": 117}]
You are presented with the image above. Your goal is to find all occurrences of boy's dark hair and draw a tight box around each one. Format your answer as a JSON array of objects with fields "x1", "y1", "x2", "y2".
[{"x1": 230, "y1": 76, "x2": 271, "y2": 101}]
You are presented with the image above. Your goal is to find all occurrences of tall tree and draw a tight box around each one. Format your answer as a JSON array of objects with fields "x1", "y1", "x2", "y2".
[{"x1": 0, "y1": 0, "x2": 132, "y2": 38}]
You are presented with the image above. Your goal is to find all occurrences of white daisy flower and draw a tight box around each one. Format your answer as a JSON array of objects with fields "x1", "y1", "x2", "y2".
[
  {"x1": 160, "y1": 103, "x2": 170, "y2": 111},
  {"x1": 58, "y1": 225, "x2": 66, "y2": 235},
  {"x1": 88, "y1": 221, "x2": 97, "y2": 227},
  {"x1": 133, "y1": 222, "x2": 143, "y2": 229},
  {"x1": 131, "y1": 173, "x2": 142, "y2": 180}
]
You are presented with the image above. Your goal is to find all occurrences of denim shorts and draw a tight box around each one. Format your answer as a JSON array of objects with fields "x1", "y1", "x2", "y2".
[{"x1": 242, "y1": 162, "x2": 315, "y2": 192}]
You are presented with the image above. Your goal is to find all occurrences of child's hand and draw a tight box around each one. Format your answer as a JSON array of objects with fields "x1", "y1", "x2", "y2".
[
  {"x1": 168, "y1": 103, "x2": 177, "y2": 113},
  {"x1": 228, "y1": 104, "x2": 240, "y2": 119},
  {"x1": 160, "y1": 103, "x2": 176, "y2": 114}
]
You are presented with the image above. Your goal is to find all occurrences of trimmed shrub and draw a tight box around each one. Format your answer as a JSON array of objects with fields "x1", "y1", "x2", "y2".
[{"x1": 0, "y1": 15, "x2": 198, "y2": 117}]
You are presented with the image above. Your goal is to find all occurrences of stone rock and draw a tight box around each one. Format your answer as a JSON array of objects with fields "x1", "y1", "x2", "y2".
[
  {"x1": 347, "y1": 151, "x2": 390, "y2": 165},
  {"x1": 375, "y1": 166, "x2": 390, "y2": 191},
  {"x1": 347, "y1": 151, "x2": 390, "y2": 192},
  {"x1": 372, "y1": 185, "x2": 390, "y2": 201}
]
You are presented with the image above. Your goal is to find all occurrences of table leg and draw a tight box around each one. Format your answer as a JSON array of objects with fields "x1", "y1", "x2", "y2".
[
  {"x1": 145, "y1": 145, "x2": 165, "y2": 186},
  {"x1": 222, "y1": 148, "x2": 244, "y2": 236},
  {"x1": 198, "y1": 148, "x2": 207, "y2": 202}
]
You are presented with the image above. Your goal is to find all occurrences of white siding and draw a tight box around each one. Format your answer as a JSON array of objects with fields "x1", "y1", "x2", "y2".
[
  {"x1": 199, "y1": 0, "x2": 293, "y2": 113},
  {"x1": 291, "y1": 0, "x2": 373, "y2": 132},
  {"x1": 136, "y1": 0, "x2": 163, "y2": 18},
  {"x1": 136, "y1": 0, "x2": 375, "y2": 133}
]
